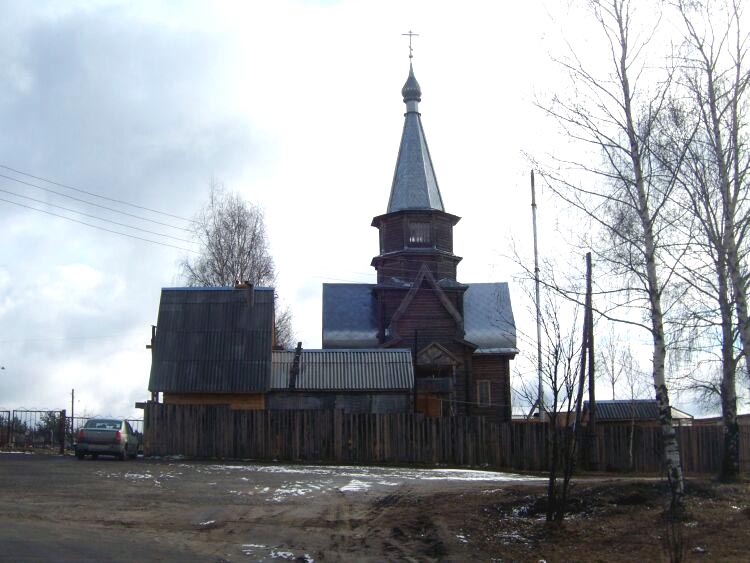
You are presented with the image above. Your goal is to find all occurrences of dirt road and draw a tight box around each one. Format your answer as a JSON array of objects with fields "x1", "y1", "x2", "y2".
[
  {"x1": 1, "y1": 453, "x2": 747, "y2": 562},
  {"x1": 0, "y1": 452, "x2": 543, "y2": 562}
]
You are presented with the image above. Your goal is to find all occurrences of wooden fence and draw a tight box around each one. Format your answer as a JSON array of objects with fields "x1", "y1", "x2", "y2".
[{"x1": 144, "y1": 403, "x2": 750, "y2": 474}]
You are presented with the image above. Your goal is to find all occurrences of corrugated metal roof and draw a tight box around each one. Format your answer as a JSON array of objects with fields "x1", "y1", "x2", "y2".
[
  {"x1": 463, "y1": 283, "x2": 517, "y2": 353},
  {"x1": 271, "y1": 349, "x2": 414, "y2": 391},
  {"x1": 148, "y1": 286, "x2": 274, "y2": 393},
  {"x1": 322, "y1": 284, "x2": 379, "y2": 349},
  {"x1": 584, "y1": 400, "x2": 694, "y2": 421}
]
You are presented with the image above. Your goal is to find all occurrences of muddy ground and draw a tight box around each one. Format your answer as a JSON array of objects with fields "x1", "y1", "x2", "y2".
[{"x1": 0, "y1": 452, "x2": 747, "y2": 562}]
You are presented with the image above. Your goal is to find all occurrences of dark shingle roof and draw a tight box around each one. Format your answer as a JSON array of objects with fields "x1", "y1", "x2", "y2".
[
  {"x1": 387, "y1": 65, "x2": 444, "y2": 213},
  {"x1": 148, "y1": 286, "x2": 274, "y2": 393},
  {"x1": 322, "y1": 282, "x2": 517, "y2": 353},
  {"x1": 463, "y1": 283, "x2": 517, "y2": 353},
  {"x1": 322, "y1": 284, "x2": 378, "y2": 348}
]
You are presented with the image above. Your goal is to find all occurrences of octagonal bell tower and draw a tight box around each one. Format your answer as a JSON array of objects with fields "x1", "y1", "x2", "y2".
[{"x1": 371, "y1": 63, "x2": 463, "y2": 285}]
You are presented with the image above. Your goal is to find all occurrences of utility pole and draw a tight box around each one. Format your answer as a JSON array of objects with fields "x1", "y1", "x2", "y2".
[
  {"x1": 412, "y1": 329, "x2": 419, "y2": 414},
  {"x1": 586, "y1": 253, "x2": 598, "y2": 470},
  {"x1": 531, "y1": 170, "x2": 544, "y2": 420}
]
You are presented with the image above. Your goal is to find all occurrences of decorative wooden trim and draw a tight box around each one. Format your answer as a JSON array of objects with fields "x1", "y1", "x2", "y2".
[
  {"x1": 388, "y1": 265, "x2": 463, "y2": 339},
  {"x1": 416, "y1": 341, "x2": 462, "y2": 366}
]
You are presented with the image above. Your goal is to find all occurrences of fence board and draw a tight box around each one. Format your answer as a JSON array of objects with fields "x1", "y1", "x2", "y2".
[{"x1": 143, "y1": 404, "x2": 750, "y2": 474}]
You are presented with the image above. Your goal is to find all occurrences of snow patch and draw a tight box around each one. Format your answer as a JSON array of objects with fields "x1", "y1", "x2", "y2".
[
  {"x1": 124, "y1": 473, "x2": 152, "y2": 480},
  {"x1": 340, "y1": 480, "x2": 370, "y2": 492},
  {"x1": 425, "y1": 469, "x2": 543, "y2": 481},
  {"x1": 240, "y1": 543, "x2": 266, "y2": 556},
  {"x1": 270, "y1": 550, "x2": 296, "y2": 559}
]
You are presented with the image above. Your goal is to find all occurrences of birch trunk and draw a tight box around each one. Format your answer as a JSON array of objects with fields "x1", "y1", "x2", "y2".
[
  {"x1": 719, "y1": 265, "x2": 740, "y2": 480},
  {"x1": 706, "y1": 54, "x2": 750, "y2": 391},
  {"x1": 616, "y1": 1, "x2": 685, "y2": 500},
  {"x1": 674, "y1": 0, "x2": 744, "y2": 482}
]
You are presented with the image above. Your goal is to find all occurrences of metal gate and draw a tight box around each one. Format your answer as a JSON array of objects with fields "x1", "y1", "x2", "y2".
[
  {"x1": 8, "y1": 409, "x2": 66, "y2": 450},
  {"x1": 0, "y1": 411, "x2": 10, "y2": 447},
  {"x1": 3, "y1": 410, "x2": 143, "y2": 452}
]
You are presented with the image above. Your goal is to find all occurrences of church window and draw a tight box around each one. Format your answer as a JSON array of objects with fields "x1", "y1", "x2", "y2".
[
  {"x1": 408, "y1": 221, "x2": 431, "y2": 246},
  {"x1": 477, "y1": 380, "x2": 491, "y2": 407}
]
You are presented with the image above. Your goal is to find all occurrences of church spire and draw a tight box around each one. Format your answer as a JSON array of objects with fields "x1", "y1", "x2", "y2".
[{"x1": 386, "y1": 63, "x2": 444, "y2": 213}]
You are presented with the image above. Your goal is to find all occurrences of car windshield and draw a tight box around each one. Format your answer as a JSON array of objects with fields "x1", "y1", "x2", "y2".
[{"x1": 84, "y1": 419, "x2": 121, "y2": 430}]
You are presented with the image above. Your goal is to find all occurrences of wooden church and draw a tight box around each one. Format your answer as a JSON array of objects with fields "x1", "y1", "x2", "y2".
[{"x1": 322, "y1": 63, "x2": 517, "y2": 422}]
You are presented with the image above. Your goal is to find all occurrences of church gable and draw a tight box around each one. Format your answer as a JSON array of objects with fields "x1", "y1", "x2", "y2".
[
  {"x1": 387, "y1": 266, "x2": 463, "y2": 341},
  {"x1": 417, "y1": 342, "x2": 461, "y2": 367}
]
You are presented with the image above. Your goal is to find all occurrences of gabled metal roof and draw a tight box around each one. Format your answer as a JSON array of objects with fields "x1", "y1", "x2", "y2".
[
  {"x1": 271, "y1": 349, "x2": 414, "y2": 391},
  {"x1": 148, "y1": 286, "x2": 274, "y2": 393},
  {"x1": 583, "y1": 400, "x2": 694, "y2": 421},
  {"x1": 322, "y1": 281, "x2": 517, "y2": 354},
  {"x1": 322, "y1": 283, "x2": 378, "y2": 349},
  {"x1": 462, "y1": 283, "x2": 517, "y2": 353},
  {"x1": 387, "y1": 65, "x2": 444, "y2": 213}
]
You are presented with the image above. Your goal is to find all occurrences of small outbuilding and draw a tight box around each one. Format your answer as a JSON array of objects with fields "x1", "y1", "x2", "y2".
[
  {"x1": 147, "y1": 285, "x2": 274, "y2": 410},
  {"x1": 147, "y1": 285, "x2": 416, "y2": 413},
  {"x1": 583, "y1": 400, "x2": 693, "y2": 427},
  {"x1": 268, "y1": 349, "x2": 414, "y2": 413}
]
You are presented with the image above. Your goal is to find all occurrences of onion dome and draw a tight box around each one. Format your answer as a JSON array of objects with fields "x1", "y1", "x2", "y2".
[{"x1": 401, "y1": 63, "x2": 422, "y2": 103}]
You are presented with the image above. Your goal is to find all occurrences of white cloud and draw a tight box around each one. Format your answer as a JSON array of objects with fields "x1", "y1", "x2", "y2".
[{"x1": 0, "y1": 0, "x2": 719, "y2": 417}]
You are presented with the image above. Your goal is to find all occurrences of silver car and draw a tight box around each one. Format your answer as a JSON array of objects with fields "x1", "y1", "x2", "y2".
[{"x1": 75, "y1": 418, "x2": 139, "y2": 460}]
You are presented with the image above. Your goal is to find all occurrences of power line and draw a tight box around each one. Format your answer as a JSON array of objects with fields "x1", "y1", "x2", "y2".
[
  {"x1": 0, "y1": 163, "x2": 193, "y2": 223},
  {"x1": 0, "y1": 197, "x2": 197, "y2": 253},
  {"x1": 0, "y1": 173, "x2": 191, "y2": 232},
  {"x1": 0, "y1": 333, "x2": 132, "y2": 343},
  {"x1": 0, "y1": 187, "x2": 196, "y2": 245}
]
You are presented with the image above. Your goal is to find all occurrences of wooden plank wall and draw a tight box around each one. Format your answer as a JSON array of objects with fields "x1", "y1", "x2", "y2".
[{"x1": 144, "y1": 403, "x2": 750, "y2": 474}]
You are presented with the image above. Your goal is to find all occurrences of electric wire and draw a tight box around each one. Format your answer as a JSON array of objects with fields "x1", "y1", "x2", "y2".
[
  {"x1": 0, "y1": 163, "x2": 193, "y2": 223},
  {"x1": 0, "y1": 187, "x2": 196, "y2": 245},
  {"x1": 0, "y1": 333, "x2": 132, "y2": 343},
  {"x1": 0, "y1": 173, "x2": 191, "y2": 232},
  {"x1": 0, "y1": 197, "x2": 197, "y2": 253}
]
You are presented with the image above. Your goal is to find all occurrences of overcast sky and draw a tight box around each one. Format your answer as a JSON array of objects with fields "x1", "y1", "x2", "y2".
[{"x1": 0, "y1": 0, "x2": 727, "y2": 418}]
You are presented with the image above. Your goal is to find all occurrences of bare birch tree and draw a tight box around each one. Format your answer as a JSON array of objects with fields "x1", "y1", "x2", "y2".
[
  {"x1": 597, "y1": 326, "x2": 628, "y2": 399},
  {"x1": 536, "y1": 0, "x2": 686, "y2": 501},
  {"x1": 654, "y1": 0, "x2": 750, "y2": 480},
  {"x1": 182, "y1": 181, "x2": 276, "y2": 287},
  {"x1": 181, "y1": 180, "x2": 295, "y2": 348}
]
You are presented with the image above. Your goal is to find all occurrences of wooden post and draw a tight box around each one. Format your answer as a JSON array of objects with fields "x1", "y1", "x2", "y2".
[
  {"x1": 58, "y1": 409, "x2": 66, "y2": 455},
  {"x1": 412, "y1": 329, "x2": 418, "y2": 414},
  {"x1": 70, "y1": 389, "x2": 74, "y2": 449},
  {"x1": 586, "y1": 252, "x2": 599, "y2": 470}
]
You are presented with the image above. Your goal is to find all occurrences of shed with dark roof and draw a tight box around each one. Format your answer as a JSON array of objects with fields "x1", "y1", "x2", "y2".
[
  {"x1": 583, "y1": 400, "x2": 693, "y2": 426},
  {"x1": 267, "y1": 349, "x2": 414, "y2": 413},
  {"x1": 148, "y1": 285, "x2": 275, "y2": 409}
]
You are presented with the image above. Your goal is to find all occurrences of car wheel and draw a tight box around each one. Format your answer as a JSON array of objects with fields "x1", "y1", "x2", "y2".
[{"x1": 92, "y1": 453, "x2": 98, "y2": 460}]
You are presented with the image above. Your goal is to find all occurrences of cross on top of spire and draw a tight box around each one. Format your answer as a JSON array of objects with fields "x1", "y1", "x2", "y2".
[{"x1": 402, "y1": 30, "x2": 419, "y2": 59}]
